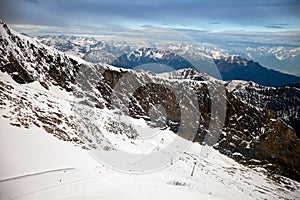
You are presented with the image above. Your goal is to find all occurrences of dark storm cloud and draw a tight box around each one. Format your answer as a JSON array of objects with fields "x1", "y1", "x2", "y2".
[
  {"x1": 209, "y1": 22, "x2": 222, "y2": 25},
  {"x1": 24, "y1": 0, "x2": 40, "y2": 4},
  {"x1": 265, "y1": 25, "x2": 285, "y2": 29},
  {"x1": 265, "y1": 23, "x2": 291, "y2": 29},
  {"x1": 141, "y1": 25, "x2": 156, "y2": 28},
  {"x1": 275, "y1": 23, "x2": 291, "y2": 26}
]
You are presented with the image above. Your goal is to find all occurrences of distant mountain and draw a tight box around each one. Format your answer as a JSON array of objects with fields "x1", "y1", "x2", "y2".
[
  {"x1": 111, "y1": 49, "x2": 300, "y2": 87},
  {"x1": 35, "y1": 34, "x2": 98, "y2": 58},
  {"x1": 215, "y1": 55, "x2": 300, "y2": 87},
  {"x1": 35, "y1": 35, "x2": 300, "y2": 87},
  {"x1": 110, "y1": 47, "x2": 195, "y2": 72},
  {"x1": 231, "y1": 46, "x2": 300, "y2": 77}
]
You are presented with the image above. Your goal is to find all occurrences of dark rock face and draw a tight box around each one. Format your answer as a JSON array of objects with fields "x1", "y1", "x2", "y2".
[
  {"x1": 254, "y1": 120, "x2": 300, "y2": 180},
  {"x1": 96, "y1": 69, "x2": 125, "y2": 108},
  {"x1": 225, "y1": 81, "x2": 300, "y2": 138},
  {"x1": 98, "y1": 68, "x2": 208, "y2": 139},
  {"x1": 130, "y1": 83, "x2": 181, "y2": 132},
  {"x1": 217, "y1": 92, "x2": 300, "y2": 182},
  {"x1": 2, "y1": 52, "x2": 34, "y2": 84}
]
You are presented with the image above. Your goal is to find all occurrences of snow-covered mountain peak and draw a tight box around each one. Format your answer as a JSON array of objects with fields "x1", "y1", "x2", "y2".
[
  {"x1": 0, "y1": 21, "x2": 81, "y2": 91},
  {"x1": 158, "y1": 68, "x2": 210, "y2": 82},
  {"x1": 225, "y1": 80, "x2": 262, "y2": 92},
  {"x1": 222, "y1": 55, "x2": 249, "y2": 66}
]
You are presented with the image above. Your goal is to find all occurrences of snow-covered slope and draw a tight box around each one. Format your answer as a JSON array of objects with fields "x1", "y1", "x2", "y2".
[
  {"x1": 1, "y1": 113, "x2": 299, "y2": 200},
  {"x1": 2, "y1": 69, "x2": 299, "y2": 199}
]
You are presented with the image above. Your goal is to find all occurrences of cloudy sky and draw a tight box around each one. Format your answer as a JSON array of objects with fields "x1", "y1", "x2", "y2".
[
  {"x1": 0, "y1": 0, "x2": 300, "y2": 47},
  {"x1": 1, "y1": 0, "x2": 300, "y2": 32}
]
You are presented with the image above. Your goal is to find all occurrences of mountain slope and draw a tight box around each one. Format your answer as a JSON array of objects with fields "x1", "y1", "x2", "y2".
[
  {"x1": 2, "y1": 20, "x2": 300, "y2": 180},
  {"x1": 96, "y1": 67, "x2": 300, "y2": 181},
  {"x1": 1, "y1": 20, "x2": 300, "y2": 199},
  {"x1": 0, "y1": 20, "x2": 79, "y2": 91}
]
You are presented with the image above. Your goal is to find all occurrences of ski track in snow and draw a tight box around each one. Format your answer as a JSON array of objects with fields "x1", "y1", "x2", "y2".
[{"x1": 0, "y1": 167, "x2": 75, "y2": 183}]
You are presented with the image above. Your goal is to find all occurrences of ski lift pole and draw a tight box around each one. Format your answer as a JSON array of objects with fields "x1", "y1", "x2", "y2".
[{"x1": 191, "y1": 162, "x2": 196, "y2": 177}]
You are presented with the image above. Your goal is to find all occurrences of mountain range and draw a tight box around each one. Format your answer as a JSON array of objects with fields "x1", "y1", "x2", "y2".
[
  {"x1": 233, "y1": 46, "x2": 300, "y2": 77},
  {"x1": 35, "y1": 34, "x2": 300, "y2": 87},
  {"x1": 1, "y1": 20, "x2": 300, "y2": 199}
]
